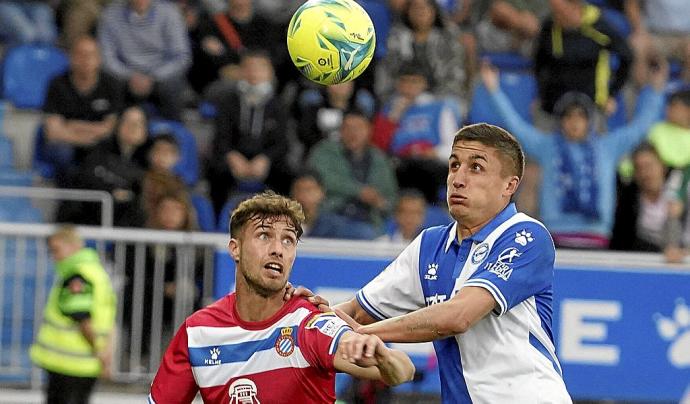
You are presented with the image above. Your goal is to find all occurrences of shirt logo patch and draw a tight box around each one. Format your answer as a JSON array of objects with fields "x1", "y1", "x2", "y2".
[
  {"x1": 514, "y1": 230, "x2": 534, "y2": 246},
  {"x1": 204, "y1": 347, "x2": 221, "y2": 365},
  {"x1": 471, "y1": 243, "x2": 490, "y2": 265},
  {"x1": 424, "y1": 263, "x2": 439, "y2": 280},
  {"x1": 484, "y1": 247, "x2": 522, "y2": 281},
  {"x1": 228, "y1": 378, "x2": 260, "y2": 403},
  {"x1": 275, "y1": 327, "x2": 295, "y2": 357}
]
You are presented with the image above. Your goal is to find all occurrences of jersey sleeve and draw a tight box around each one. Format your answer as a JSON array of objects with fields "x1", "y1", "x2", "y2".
[
  {"x1": 149, "y1": 323, "x2": 199, "y2": 404},
  {"x1": 464, "y1": 222, "x2": 555, "y2": 316},
  {"x1": 298, "y1": 312, "x2": 352, "y2": 371},
  {"x1": 356, "y1": 234, "x2": 426, "y2": 320}
]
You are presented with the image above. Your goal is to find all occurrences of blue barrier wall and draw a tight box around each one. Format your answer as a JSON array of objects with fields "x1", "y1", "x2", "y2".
[{"x1": 214, "y1": 252, "x2": 690, "y2": 401}]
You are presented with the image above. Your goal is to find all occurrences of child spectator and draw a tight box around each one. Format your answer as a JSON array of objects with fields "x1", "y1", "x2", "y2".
[
  {"x1": 382, "y1": 189, "x2": 427, "y2": 243},
  {"x1": 147, "y1": 133, "x2": 181, "y2": 175},
  {"x1": 647, "y1": 89, "x2": 690, "y2": 169}
]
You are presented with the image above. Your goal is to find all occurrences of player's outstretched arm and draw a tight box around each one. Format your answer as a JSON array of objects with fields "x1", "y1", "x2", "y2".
[
  {"x1": 333, "y1": 331, "x2": 415, "y2": 386},
  {"x1": 333, "y1": 298, "x2": 378, "y2": 325}
]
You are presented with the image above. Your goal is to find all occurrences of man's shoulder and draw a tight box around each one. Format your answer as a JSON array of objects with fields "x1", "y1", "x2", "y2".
[
  {"x1": 186, "y1": 294, "x2": 235, "y2": 327},
  {"x1": 491, "y1": 214, "x2": 554, "y2": 255}
]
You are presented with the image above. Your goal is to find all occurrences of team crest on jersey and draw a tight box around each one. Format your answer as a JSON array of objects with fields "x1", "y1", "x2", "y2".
[
  {"x1": 471, "y1": 243, "x2": 489, "y2": 265},
  {"x1": 484, "y1": 247, "x2": 521, "y2": 281},
  {"x1": 228, "y1": 378, "x2": 260, "y2": 404},
  {"x1": 424, "y1": 263, "x2": 439, "y2": 280},
  {"x1": 275, "y1": 327, "x2": 295, "y2": 357}
]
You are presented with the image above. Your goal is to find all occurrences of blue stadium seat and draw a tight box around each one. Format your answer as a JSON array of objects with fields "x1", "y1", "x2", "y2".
[
  {"x1": 0, "y1": 136, "x2": 13, "y2": 168},
  {"x1": 2, "y1": 44, "x2": 68, "y2": 109},
  {"x1": 0, "y1": 169, "x2": 33, "y2": 186},
  {"x1": 149, "y1": 120, "x2": 199, "y2": 186},
  {"x1": 468, "y1": 71, "x2": 537, "y2": 126},
  {"x1": 191, "y1": 193, "x2": 216, "y2": 232}
]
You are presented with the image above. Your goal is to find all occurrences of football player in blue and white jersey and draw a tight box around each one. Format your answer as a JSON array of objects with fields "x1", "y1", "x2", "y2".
[{"x1": 335, "y1": 123, "x2": 572, "y2": 403}]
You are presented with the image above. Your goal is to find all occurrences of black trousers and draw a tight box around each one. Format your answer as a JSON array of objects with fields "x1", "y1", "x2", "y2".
[{"x1": 45, "y1": 370, "x2": 97, "y2": 404}]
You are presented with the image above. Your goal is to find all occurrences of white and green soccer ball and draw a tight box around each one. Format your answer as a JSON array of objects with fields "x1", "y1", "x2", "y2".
[{"x1": 287, "y1": 0, "x2": 376, "y2": 85}]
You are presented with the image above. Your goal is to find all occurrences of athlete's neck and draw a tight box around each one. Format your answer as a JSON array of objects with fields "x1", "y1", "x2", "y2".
[
  {"x1": 234, "y1": 287, "x2": 285, "y2": 322},
  {"x1": 455, "y1": 216, "x2": 494, "y2": 241}
]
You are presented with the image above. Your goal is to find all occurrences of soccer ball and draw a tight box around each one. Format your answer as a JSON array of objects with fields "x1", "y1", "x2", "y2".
[{"x1": 287, "y1": 0, "x2": 376, "y2": 85}]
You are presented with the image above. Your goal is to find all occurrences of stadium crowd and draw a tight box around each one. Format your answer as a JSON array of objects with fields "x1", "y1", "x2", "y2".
[{"x1": 2, "y1": 0, "x2": 690, "y2": 256}]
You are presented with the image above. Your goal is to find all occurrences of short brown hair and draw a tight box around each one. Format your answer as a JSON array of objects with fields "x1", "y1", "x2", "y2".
[
  {"x1": 230, "y1": 191, "x2": 305, "y2": 239},
  {"x1": 453, "y1": 123, "x2": 524, "y2": 179}
]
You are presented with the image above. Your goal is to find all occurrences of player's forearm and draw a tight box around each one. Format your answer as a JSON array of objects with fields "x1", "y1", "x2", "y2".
[
  {"x1": 334, "y1": 299, "x2": 378, "y2": 325},
  {"x1": 359, "y1": 302, "x2": 465, "y2": 343},
  {"x1": 375, "y1": 348, "x2": 415, "y2": 386}
]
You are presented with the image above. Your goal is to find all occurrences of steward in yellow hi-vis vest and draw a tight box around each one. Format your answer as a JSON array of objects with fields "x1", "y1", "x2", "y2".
[{"x1": 30, "y1": 226, "x2": 116, "y2": 403}]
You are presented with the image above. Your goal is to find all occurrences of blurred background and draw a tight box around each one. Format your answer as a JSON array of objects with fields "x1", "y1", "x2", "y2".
[{"x1": 0, "y1": 0, "x2": 689, "y2": 402}]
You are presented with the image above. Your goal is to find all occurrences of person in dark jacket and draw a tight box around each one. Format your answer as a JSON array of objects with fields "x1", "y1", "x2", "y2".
[{"x1": 206, "y1": 50, "x2": 292, "y2": 213}]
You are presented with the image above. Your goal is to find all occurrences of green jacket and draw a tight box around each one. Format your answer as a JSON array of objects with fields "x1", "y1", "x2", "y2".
[
  {"x1": 308, "y1": 139, "x2": 398, "y2": 232},
  {"x1": 30, "y1": 248, "x2": 116, "y2": 377}
]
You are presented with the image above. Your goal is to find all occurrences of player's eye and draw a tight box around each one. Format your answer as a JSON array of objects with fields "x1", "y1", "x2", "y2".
[
  {"x1": 258, "y1": 232, "x2": 269, "y2": 241},
  {"x1": 282, "y1": 237, "x2": 295, "y2": 246},
  {"x1": 471, "y1": 163, "x2": 483, "y2": 172},
  {"x1": 449, "y1": 161, "x2": 460, "y2": 170}
]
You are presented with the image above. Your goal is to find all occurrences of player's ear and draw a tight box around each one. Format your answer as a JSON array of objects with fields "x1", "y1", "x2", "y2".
[
  {"x1": 228, "y1": 239, "x2": 240, "y2": 263},
  {"x1": 503, "y1": 175, "x2": 520, "y2": 198}
]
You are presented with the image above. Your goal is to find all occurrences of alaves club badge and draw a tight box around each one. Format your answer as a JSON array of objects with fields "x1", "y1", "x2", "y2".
[{"x1": 275, "y1": 327, "x2": 295, "y2": 357}]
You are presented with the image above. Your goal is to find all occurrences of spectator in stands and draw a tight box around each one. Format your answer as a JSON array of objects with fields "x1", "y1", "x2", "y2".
[
  {"x1": 206, "y1": 50, "x2": 291, "y2": 213},
  {"x1": 375, "y1": 0, "x2": 466, "y2": 100},
  {"x1": 308, "y1": 109, "x2": 398, "y2": 237},
  {"x1": 664, "y1": 165, "x2": 690, "y2": 263},
  {"x1": 60, "y1": 0, "x2": 112, "y2": 48},
  {"x1": 470, "y1": 0, "x2": 549, "y2": 58},
  {"x1": 141, "y1": 170, "x2": 187, "y2": 224},
  {"x1": 147, "y1": 133, "x2": 181, "y2": 175},
  {"x1": 123, "y1": 191, "x2": 200, "y2": 355},
  {"x1": 98, "y1": 0, "x2": 191, "y2": 120},
  {"x1": 534, "y1": 0, "x2": 633, "y2": 116},
  {"x1": 58, "y1": 106, "x2": 150, "y2": 227},
  {"x1": 381, "y1": 188, "x2": 427, "y2": 243},
  {"x1": 30, "y1": 226, "x2": 116, "y2": 404},
  {"x1": 0, "y1": 0, "x2": 57, "y2": 44},
  {"x1": 291, "y1": 170, "x2": 378, "y2": 240},
  {"x1": 610, "y1": 143, "x2": 671, "y2": 252},
  {"x1": 481, "y1": 61, "x2": 666, "y2": 248},
  {"x1": 297, "y1": 80, "x2": 376, "y2": 155},
  {"x1": 647, "y1": 89, "x2": 690, "y2": 169},
  {"x1": 188, "y1": 0, "x2": 284, "y2": 94},
  {"x1": 625, "y1": 0, "x2": 690, "y2": 86},
  {"x1": 43, "y1": 35, "x2": 124, "y2": 184},
  {"x1": 373, "y1": 61, "x2": 461, "y2": 203}
]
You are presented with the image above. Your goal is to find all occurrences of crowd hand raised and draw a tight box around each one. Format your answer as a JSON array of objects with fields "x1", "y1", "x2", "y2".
[
  {"x1": 283, "y1": 282, "x2": 331, "y2": 312},
  {"x1": 479, "y1": 60, "x2": 499, "y2": 93}
]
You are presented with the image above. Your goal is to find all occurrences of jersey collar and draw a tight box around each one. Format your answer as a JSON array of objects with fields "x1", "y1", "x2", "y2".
[{"x1": 444, "y1": 203, "x2": 518, "y2": 252}]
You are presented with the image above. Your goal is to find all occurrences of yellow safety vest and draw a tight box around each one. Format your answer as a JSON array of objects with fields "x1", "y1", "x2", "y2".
[{"x1": 30, "y1": 248, "x2": 116, "y2": 378}]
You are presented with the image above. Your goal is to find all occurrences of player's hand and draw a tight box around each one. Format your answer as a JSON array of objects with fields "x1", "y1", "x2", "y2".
[
  {"x1": 339, "y1": 332, "x2": 387, "y2": 367},
  {"x1": 284, "y1": 282, "x2": 331, "y2": 311}
]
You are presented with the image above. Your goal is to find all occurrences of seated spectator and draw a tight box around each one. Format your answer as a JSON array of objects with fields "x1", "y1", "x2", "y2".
[
  {"x1": 43, "y1": 35, "x2": 124, "y2": 184},
  {"x1": 610, "y1": 143, "x2": 671, "y2": 252},
  {"x1": 141, "y1": 170, "x2": 187, "y2": 223},
  {"x1": 481, "y1": 61, "x2": 666, "y2": 248},
  {"x1": 308, "y1": 110, "x2": 398, "y2": 237},
  {"x1": 647, "y1": 89, "x2": 690, "y2": 169},
  {"x1": 297, "y1": 80, "x2": 376, "y2": 155},
  {"x1": 57, "y1": 106, "x2": 150, "y2": 227},
  {"x1": 471, "y1": 0, "x2": 549, "y2": 58},
  {"x1": 60, "y1": 0, "x2": 112, "y2": 48},
  {"x1": 381, "y1": 188, "x2": 427, "y2": 243},
  {"x1": 375, "y1": 0, "x2": 466, "y2": 100},
  {"x1": 0, "y1": 0, "x2": 57, "y2": 44},
  {"x1": 373, "y1": 62, "x2": 461, "y2": 203},
  {"x1": 188, "y1": 0, "x2": 284, "y2": 94},
  {"x1": 147, "y1": 133, "x2": 181, "y2": 175},
  {"x1": 206, "y1": 50, "x2": 291, "y2": 213},
  {"x1": 291, "y1": 170, "x2": 378, "y2": 240},
  {"x1": 535, "y1": 0, "x2": 633, "y2": 115},
  {"x1": 98, "y1": 0, "x2": 191, "y2": 120}
]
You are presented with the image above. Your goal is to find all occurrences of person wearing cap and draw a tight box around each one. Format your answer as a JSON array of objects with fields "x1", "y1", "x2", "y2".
[{"x1": 480, "y1": 61, "x2": 667, "y2": 249}]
